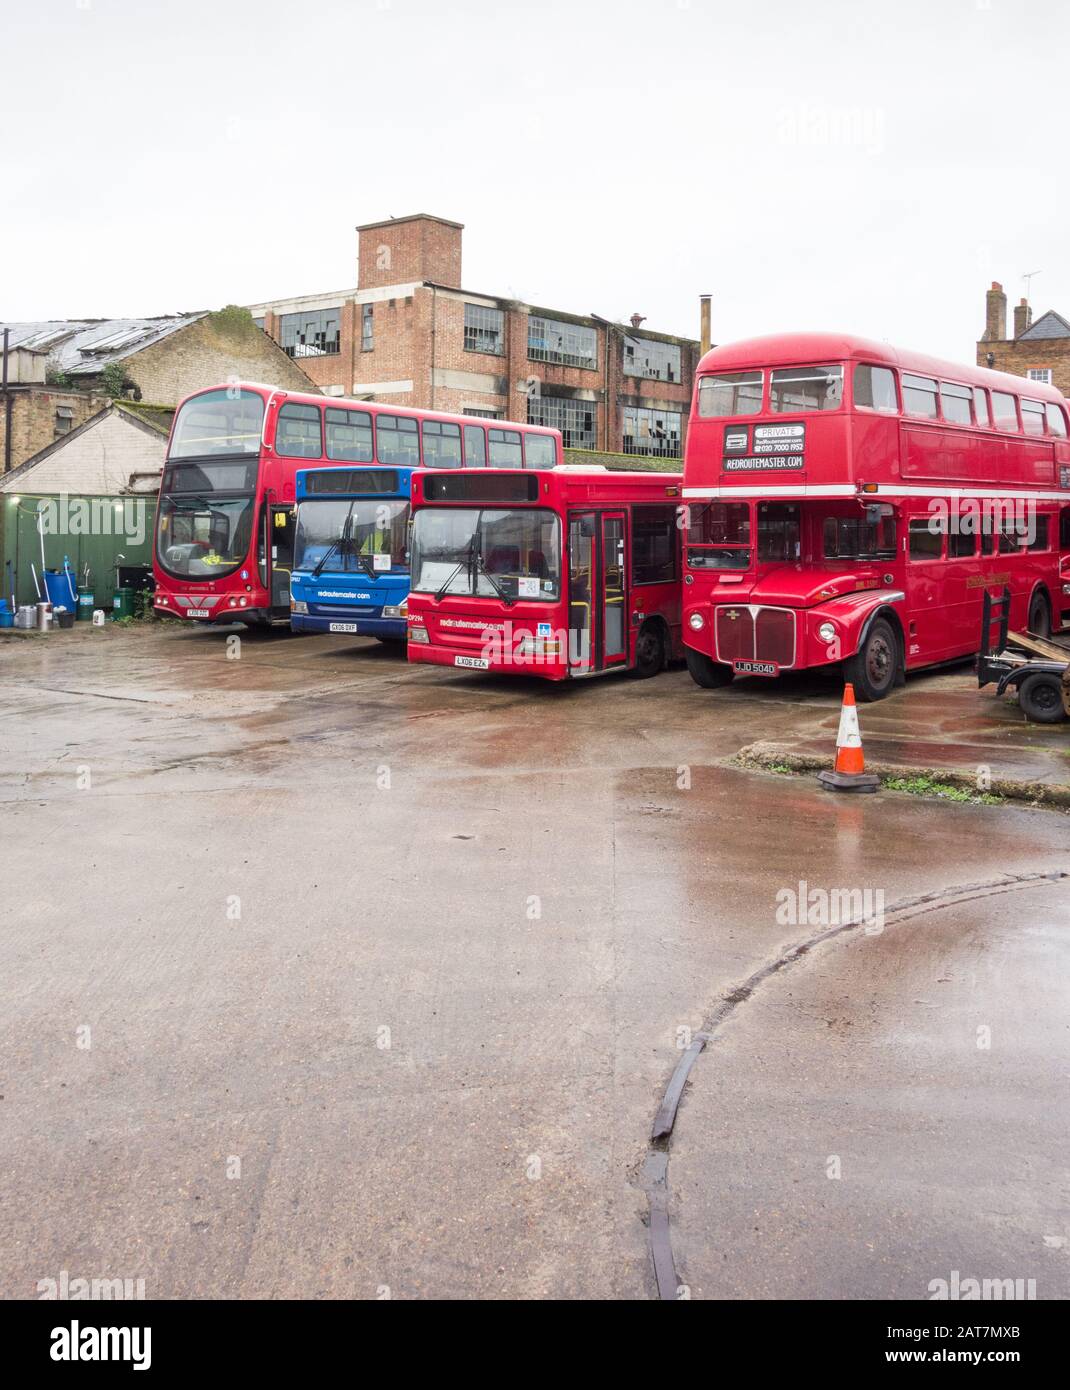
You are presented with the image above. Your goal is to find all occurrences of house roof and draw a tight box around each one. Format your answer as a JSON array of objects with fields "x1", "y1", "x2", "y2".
[
  {"x1": 0, "y1": 401, "x2": 170, "y2": 494},
  {"x1": 0, "y1": 315, "x2": 205, "y2": 375},
  {"x1": 1018, "y1": 309, "x2": 1070, "y2": 341}
]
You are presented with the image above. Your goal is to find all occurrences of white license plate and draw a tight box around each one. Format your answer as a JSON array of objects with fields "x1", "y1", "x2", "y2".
[
  {"x1": 733, "y1": 658, "x2": 779, "y2": 676},
  {"x1": 329, "y1": 622, "x2": 358, "y2": 633},
  {"x1": 187, "y1": 609, "x2": 210, "y2": 618},
  {"x1": 454, "y1": 655, "x2": 489, "y2": 670}
]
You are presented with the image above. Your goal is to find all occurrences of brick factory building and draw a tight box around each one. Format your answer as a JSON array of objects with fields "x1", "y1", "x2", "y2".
[
  {"x1": 977, "y1": 281, "x2": 1070, "y2": 395},
  {"x1": 247, "y1": 214, "x2": 700, "y2": 463}
]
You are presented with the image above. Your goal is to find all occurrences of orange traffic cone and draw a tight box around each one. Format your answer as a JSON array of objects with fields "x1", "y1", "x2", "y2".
[{"x1": 818, "y1": 683, "x2": 880, "y2": 793}]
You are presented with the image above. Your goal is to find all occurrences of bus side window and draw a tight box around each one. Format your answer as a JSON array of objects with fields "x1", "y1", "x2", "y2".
[
  {"x1": 276, "y1": 403, "x2": 323, "y2": 458},
  {"x1": 422, "y1": 420, "x2": 462, "y2": 468},
  {"x1": 1046, "y1": 403, "x2": 1068, "y2": 438},
  {"x1": 939, "y1": 382, "x2": 972, "y2": 425},
  {"x1": 1028, "y1": 515, "x2": 1050, "y2": 551},
  {"x1": 377, "y1": 415, "x2": 420, "y2": 466},
  {"x1": 488, "y1": 429, "x2": 522, "y2": 468},
  {"x1": 908, "y1": 518, "x2": 943, "y2": 559},
  {"x1": 902, "y1": 374, "x2": 938, "y2": 420},
  {"x1": 1061, "y1": 507, "x2": 1070, "y2": 549},
  {"x1": 1021, "y1": 399, "x2": 1046, "y2": 436},
  {"x1": 991, "y1": 391, "x2": 1018, "y2": 431},
  {"x1": 853, "y1": 364, "x2": 898, "y2": 412},
  {"x1": 948, "y1": 524, "x2": 975, "y2": 558},
  {"x1": 974, "y1": 388, "x2": 990, "y2": 428},
  {"x1": 463, "y1": 424, "x2": 487, "y2": 467},
  {"x1": 524, "y1": 433, "x2": 556, "y2": 468}
]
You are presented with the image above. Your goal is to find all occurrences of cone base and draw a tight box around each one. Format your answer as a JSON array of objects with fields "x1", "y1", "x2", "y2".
[{"x1": 818, "y1": 769, "x2": 880, "y2": 793}]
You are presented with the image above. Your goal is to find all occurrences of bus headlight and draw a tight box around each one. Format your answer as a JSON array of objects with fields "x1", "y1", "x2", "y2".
[
  {"x1": 408, "y1": 625, "x2": 429, "y2": 644},
  {"x1": 817, "y1": 621, "x2": 837, "y2": 642},
  {"x1": 291, "y1": 599, "x2": 308, "y2": 614},
  {"x1": 382, "y1": 604, "x2": 402, "y2": 618},
  {"x1": 688, "y1": 611, "x2": 705, "y2": 631}
]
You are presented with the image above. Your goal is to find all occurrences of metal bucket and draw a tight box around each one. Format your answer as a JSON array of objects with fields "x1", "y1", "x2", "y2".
[
  {"x1": 14, "y1": 605, "x2": 36, "y2": 630},
  {"x1": 37, "y1": 602, "x2": 52, "y2": 631}
]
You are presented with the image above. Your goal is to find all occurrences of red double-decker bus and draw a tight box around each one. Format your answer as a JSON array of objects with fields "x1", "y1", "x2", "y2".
[
  {"x1": 152, "y1": 383, "x2": 561, "y2": 625},
  {"x1": 406, "y1": 467, "x2": 683, "y2": 679},
  {"x1": 681, "y1": 333, "x2": 1070, "y2": 700}
]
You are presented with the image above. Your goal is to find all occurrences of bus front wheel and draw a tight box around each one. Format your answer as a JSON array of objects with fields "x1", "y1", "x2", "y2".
[
  {"x1": 843, "y1": 617, "x2": 898, "y2": 702},
  {"x1": 685, "y1": 646, "x2": 733, "y2": 689}
]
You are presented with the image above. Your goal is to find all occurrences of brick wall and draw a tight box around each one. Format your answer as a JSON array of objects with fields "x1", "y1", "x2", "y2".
[
  {"x1": 0, "y1": 388, "x2": 105, "y2": 473},
  {"x1": 357, "y1": 215, "x2": 463, "y2": 291},
  {"x1": 975, "y1": 337, "x2": 1070, "y2": 396},
  {"x1": 125, "y1": 308, "x2": 316, "y2": 404}
]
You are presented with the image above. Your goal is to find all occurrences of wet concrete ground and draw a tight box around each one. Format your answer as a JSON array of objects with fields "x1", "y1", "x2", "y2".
[{"x1": 0, "y1": 623, "x2": 1067, "y2": 1299}]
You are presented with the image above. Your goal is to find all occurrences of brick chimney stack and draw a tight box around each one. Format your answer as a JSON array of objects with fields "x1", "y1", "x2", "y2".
[
  {"x1": 356, "y1": 213, "x2": 463, "y2": 291},
  {"x1": 984, "y1": 282, "x2": 1007, "y2": 341},
  {"x1": 1013, "y1": 297, "x2": 1032, "y2": 338}
]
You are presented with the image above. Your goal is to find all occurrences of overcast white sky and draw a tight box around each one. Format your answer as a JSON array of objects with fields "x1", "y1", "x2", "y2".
[{"x1": 2, "y1": 0, "x2": 1066, "y2": 362}]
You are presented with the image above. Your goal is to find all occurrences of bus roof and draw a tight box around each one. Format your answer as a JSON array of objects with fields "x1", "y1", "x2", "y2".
[
  {"x1": 696, "y1": 332, "x2": 1067, "y2": 404},
  {"x1": 173, "y1": 381, "x2": 560, "y2": 437}
]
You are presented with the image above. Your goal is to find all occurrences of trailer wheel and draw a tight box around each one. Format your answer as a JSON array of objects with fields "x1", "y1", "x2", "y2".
[
  {"x1": 632, "y1": 622, "x2": 666, "y2": 679},
  {"x1": 1017, "y1": 672, "x2": 1066, "y2": 723},
  {"x1": 843, "y1": 617, "x2": 898, "y2": 702},
  {"x1": 685, "y1": 646, "x2": 733, "y2": 689}
]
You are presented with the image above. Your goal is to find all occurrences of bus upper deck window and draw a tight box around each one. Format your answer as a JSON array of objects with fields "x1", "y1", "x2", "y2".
[
  {"x1": 1046, "y1": 403, "x2": 1068, "y2": 438},
  {"x1": 697, "y1": 371, "x2": 763, "y2": 418},
  {"x1": 524, "y1": 433, "x2": 556, "y2": 468},
  {"x1": 991, "y1": 391, "x2": 1018, "y2": 431},
  {"x1": 853, "y1": 364, "x2": 897, "y2": 413},
  {"x1": 974, "y1": 388, "x2": 990, "y2": 427},
  {"x1": 422, "y1": 420, "x2": 463, "y2": 467},
  {"x1": 902, "y1": 374, "x2": 938, "y2": 420},
  {"x1": 769, "y1": 365, "x2": 843, "y2": 413},
  {"x1": 1021, "y1": 399, "x2": 1046, "y2": 436},
  {"x1": 940, "y1": 382, "x2": 973, "y2": 425}
]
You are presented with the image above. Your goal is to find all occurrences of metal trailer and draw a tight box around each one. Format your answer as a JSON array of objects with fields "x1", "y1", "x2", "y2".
[{"x1": 977, "y1": 586, "x2": 1070, "y2": 724}]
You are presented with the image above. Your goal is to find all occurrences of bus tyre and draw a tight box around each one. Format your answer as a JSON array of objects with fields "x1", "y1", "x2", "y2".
[
  {"x1": 685, "y1": 646, "x2": 733, "y2": 689},
  {"x1": 1017, "y1": 672, "x2": 1066, "y2": 724},
  {"x1": 1027, "y1": 591, "x2": 1051, "y2": 638},
  {"x1": 632, "y1": 623, "x2": 666, "y2": 679},
  {"x1": 843, "y1": 617, "x2": 898, "y2": 702}
]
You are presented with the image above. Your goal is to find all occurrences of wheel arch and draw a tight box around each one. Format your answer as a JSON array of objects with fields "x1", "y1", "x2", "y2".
[{"x1": 856, "y1": 603, "x2": 906, "y2": 680}]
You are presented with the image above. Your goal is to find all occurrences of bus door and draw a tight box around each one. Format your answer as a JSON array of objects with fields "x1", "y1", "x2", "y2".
[
  {"x1": 270, "y1": 505, "x2": 294, "y2": 617},
  {"x1": 601, "y1": 512, "x2": 627, "y2": 667},
  {"x1": 568, "y1": 512, "x2": 595, "y2": 674}
]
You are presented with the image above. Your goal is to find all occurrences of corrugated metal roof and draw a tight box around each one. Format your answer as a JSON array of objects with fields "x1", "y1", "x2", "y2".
[
  {"x1": 0, "y1": 315, "x2": 205, "y2": 373},
  {"x1": 1018, "y1": 310, "x2": 1070, "y2": 341}
]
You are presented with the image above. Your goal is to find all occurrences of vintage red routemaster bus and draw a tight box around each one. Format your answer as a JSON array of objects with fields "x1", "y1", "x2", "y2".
[
  {"x1": 681, "y1": 333, "x2": 1070, "y2": 700},
  {"x1": 406, "y1": 466, "x2": 683, "y2": 679},
  {"x1": 152, "y1": 383, "x2": 561, "y2": 625}
]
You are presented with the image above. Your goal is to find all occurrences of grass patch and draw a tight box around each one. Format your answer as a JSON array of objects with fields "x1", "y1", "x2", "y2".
[{"x1": 882, "y1": 774, "x2": 1004, "y2": 806}]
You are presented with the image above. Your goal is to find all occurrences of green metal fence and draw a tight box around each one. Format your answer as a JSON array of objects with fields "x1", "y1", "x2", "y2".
[{"x1": 0, "y1": 493, "x2": 157, "y2": 610}]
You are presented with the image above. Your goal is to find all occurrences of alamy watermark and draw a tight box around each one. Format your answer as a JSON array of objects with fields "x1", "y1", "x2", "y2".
[
  {"x1": 775, "y1": 879, "x2": 885, "y2": 934},
  {"x1": 34, "y1": 493, "x2": 147, "y2": 546}
]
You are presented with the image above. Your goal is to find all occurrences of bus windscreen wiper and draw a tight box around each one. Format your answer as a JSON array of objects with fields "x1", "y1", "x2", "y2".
[
  {"x1": 435, "y1": 535, "x2": 477, "y2": 599},
  {"x1": 474, "y1": 551, "x2": 512, "y2": 606},
  {"x1": 312, "y1": 501, "x2": 355, "y2": 577}
]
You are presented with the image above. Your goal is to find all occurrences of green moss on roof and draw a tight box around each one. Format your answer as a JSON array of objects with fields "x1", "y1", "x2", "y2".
[{"x1": 115, "y1": 400, "x2": 175, "y2": 435}]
